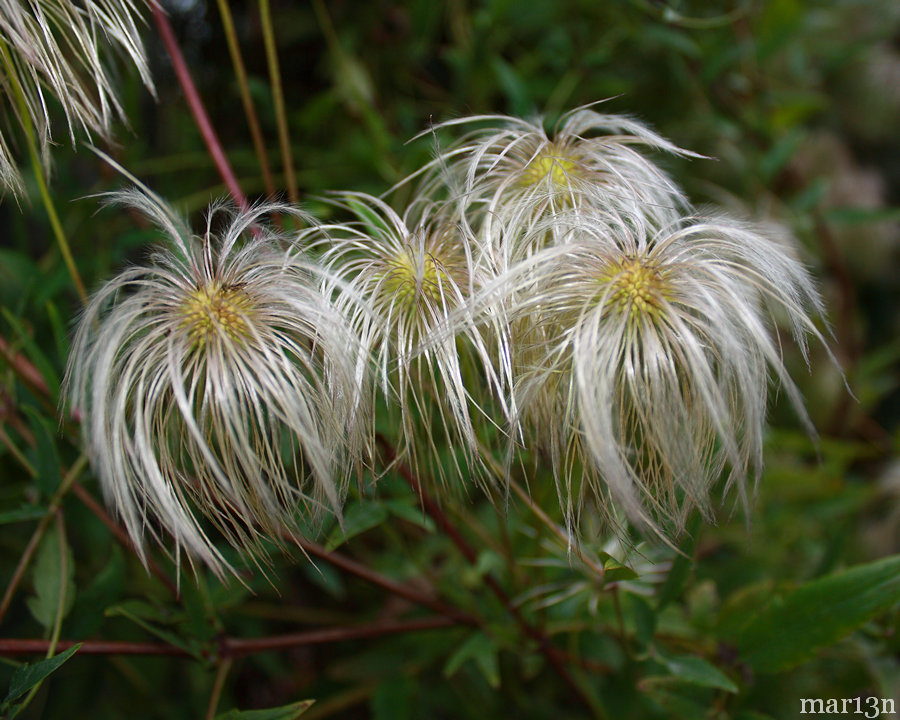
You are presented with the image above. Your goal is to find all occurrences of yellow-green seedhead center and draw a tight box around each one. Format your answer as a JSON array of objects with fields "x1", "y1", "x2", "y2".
[
  {"x1": 181, "y1": 282, "x2": 254, "y2": 345},
  {"x1": 381, "y1": 250, "x2": 451, "y2": 309},
  {"x1": 605, "y1": 258, "x2": 665, "y2": 319},
  {"x1": 521, "y1": 147, "x2": 579, "y2": 188}
]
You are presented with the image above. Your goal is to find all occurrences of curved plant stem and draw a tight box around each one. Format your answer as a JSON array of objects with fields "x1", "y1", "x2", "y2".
[
  {"x1": 259, "y1": 0, "x2": 298, "y2": 202},
  {"x1": 151, "y1": 5, "x2": 249, "y2": 211},
  {"x1": 70, "y1": 481, "x2": 179, "y2": 597},
  {"x1": 0, "y1": 455, "x2": 87, "y2": 625},
  {"x1": 205, "y1": 656, "x2": 233, "y2": 720},
  {"x1": 293, "y1": 537, "x2": 477, "y2": 626},
  {"x1": 215, "y1": 0, "x2": 276, "y2": 197},
  {"x1": 0, "y1": 616, "x2": 460, "y2": 658},
  {"x1": 0, "y1": 39, "x2": 87, "y2": 304}
]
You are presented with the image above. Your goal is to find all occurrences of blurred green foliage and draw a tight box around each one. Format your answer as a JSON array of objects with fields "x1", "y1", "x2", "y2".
[{"x1": 0, "y1": 0, "x2": 899, "y2": 718}]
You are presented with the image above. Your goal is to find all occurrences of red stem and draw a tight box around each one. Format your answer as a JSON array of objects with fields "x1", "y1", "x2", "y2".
[
  {"x1": 0, "y1": 617, "x2": 458, "y2": 658},
  {"x1": 294, "y1": 537, "x2": 477, "y2": 626},
  {"x1": 71, "y1": 481, "x2": 179, "y2": 597},
  {"x1": 151, "y1": 6, "x2": 248, "y2": 211}
]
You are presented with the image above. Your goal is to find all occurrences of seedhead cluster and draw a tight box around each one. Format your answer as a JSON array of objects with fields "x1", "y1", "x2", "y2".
[{"x1": 66, "y1": 104, "x2": 831, "y2": 574}]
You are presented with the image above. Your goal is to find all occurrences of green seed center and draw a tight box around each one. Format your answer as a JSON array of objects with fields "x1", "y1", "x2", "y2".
[
  {"x1": 381, "y1": 251, "x2": 448, "y2": 307},
  {"x1": 607, "y1": 258, "x2": 663, "y2": 318},
  {"x1": 521, "y1": 148, "x2": 578, "y2": 187},
  {"x1": 181, "y1": 283, "x2": 253, "y2": 345}
]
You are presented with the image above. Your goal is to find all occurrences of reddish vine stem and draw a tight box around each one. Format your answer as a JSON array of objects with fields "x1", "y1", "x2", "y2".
[
  {"x1": 376, "y1": 436, "x2": 600, "y2": 711},
  {"x1": 70, "y1": 481, "x2": 179, "y2": 597},
  {"x1": 151, "y1": 6, "x2": 249, "y2": 211},
  {"x1": 294, "y1": 537, "x2": 478, "y2": 627},
  {"x1": 0, "y1": 616, "x2": 458, "y2": 658}
]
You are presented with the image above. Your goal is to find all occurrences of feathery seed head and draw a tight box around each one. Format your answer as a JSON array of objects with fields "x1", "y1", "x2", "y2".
[
  {"x1": 412, "y1": 105, "x2": 700, "y2": 269},
  {"x1": 309, "y1": 193, "x2": 506, "y2": 487},
  {"x1": 502, "y1": 211, "x2": 829, "y2": 535},
  {"x1": 180, "y1": 282, "x2": 255, "y2": 347},
  {"x1": 64, "y1": 190, "x2": 364, "y2": 578}
]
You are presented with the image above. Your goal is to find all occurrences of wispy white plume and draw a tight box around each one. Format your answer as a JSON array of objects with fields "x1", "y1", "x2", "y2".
[
  {"x1": 410, "y1": 104, "x2": 700, "y2": 272},
  {"x1": 0, "y1": 0, "x2": 154, "y2": 194},
  {"x1": 303, "y1": 193, "x2": 509, "y2": 488},
  {"x1": 494, "y1": 210, "x2": 829, "y2": 535},
  {"x1": 64, "y1": 189, "x2": 365, "y2": 577}
]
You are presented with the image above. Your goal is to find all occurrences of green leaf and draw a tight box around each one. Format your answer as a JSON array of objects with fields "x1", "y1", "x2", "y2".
[
  {"x1": 443, "y1": 632, "x2": 501, "y2": 688},
  {"x1": 105, "y1": 602, "x2": 200, "y2": 659},
  {"x1": 325, "y1": 502, "x2": 388, "y2": 551},
  {"x1": 215, "y1": 699, "x2": 315, "y2": 720},
  {"x1": 3, "y1": 644, "x2": 80, "y2": 705},
  {"x1": 657, "y1": 514, "x2": 701, "y2": 610},
  {"x1": 823, "y1": 206, "x2": 900, "y2": 225},
  {"x1": 656, "y1": 650, "x2": 738, "y2": 693},
  {"x1": 737, "y1": 553, "x2": 900, "y2": 673},
  {"x1": 631, "y1": 595, "x2": 656, "y2": 648},
  {"x1": 26, "y1": 524, "x2": 75, "y2": 631},
  {"x1": 67, "y1": 547, "x2": 126, "y2": 637},
  {"x1": 22, "y1": 406, "x2": 61, "y2": 497},
  {"x1": 0, "y1": 506, "x2": 48, "y2": 525},
  {"x1": 602, "y1": 558, "x2": 638, "y2": 582},
  {"x1": 371, "y1": 675, "x2": 414, "y2": 720},
  {"x1": 382, "y1": 499, "x2": 435, "y2": 532}
]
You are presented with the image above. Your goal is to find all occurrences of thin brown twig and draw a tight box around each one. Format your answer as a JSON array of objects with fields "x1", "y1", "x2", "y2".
[
  {"x1": 0, "y1": 616, "x2": 459, "y2": 658},
  {"x1": 293, "y1": 537, "x2": 477, "y2": 627},
  {"x1": 215, "y1": 0, "x2": 276, "y2": 198},
  {"x1": 376, "y1": 436, "x2": 601, "y2": 712},
  {"x1": 0, "y1": 455, "x2": 88, "y2": 624},
  {"x1": 0, "y1": 336, "x2": 48, "y2": 397},
  {"x1": 70, "y1": 481, "x2": 179, "y2": 597}
]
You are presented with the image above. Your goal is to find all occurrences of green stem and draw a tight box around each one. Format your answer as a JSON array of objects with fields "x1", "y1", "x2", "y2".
[
  {"x1": 0, "y1": 39, "x2": 88, "y2": 304},
  {"x1": 205, "y1": 657, "x2": 233, "y2": 720},
  {"x1": 216, "y1": 0, "x2": 276, "y2": 197},
  {"x1": 259, "y1": 0, "x2": 298, "y2": 202}
]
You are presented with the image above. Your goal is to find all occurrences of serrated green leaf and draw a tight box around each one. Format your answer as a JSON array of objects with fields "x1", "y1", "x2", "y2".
[
  {"x1": 443, "y1": 632, "x2": 500, "y2": 688},
  {"x1": 26, "y1": 524, "x2": 75, "y2": 631},
  {"x1": 737, "y1": 553, "x2": 900, "y2": 673},
  {"x1": 22, "y1": 406, "x2": 61, "y2": 497},
  {"x1": 3, "y1": 644, "x2": 80, "y2": 705},
  {"x1": 656, "y1": 650, "x2": 738, "y2": 692},
  {"x1": 215, "y1": 699, "x2": 314, "y2": 720},
  {"x1": 325, "y1": 502, "x2": 388, "y2": 551}
]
